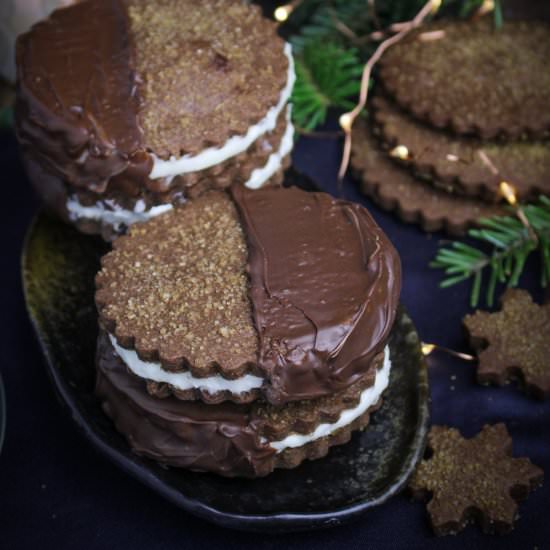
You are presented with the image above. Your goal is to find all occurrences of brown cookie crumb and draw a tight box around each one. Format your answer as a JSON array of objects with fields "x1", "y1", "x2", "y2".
[
  {"x1": 409, "y1": 424, "x2": 543, "y2": 536},
  {"x1": 463, "y1": 289, "x2": 550, "y2": 398}
]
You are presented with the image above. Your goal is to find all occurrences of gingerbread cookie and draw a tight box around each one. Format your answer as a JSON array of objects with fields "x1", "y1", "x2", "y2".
[
  {"x1": 372, "y1": 95, "x2": 550, "y2": 203},
  {"x1": 464, "y1": 289, "x2": 550, "y2": 398},
  {"x1": 409, "y1": 424, "x2": 543, "y2": 536},
  {"x1": 350, "y1": 120, "x2": 504, "y2": 236},
  {"x1": 379, "y1": 19, "x2": 550, "y2": 140}
]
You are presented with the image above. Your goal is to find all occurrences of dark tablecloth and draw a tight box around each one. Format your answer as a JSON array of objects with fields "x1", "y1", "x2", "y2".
[{"x1": 1, "y1": 114, "x2": 549, "y2": 550}]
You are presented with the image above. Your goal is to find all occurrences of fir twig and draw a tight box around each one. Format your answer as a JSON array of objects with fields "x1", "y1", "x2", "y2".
[
  {"x1": 291, "y1": 41, "x2": 363, "y2": 130},
  {"x1": 430, "y1": 197, "x2": 550, "y2": 307}
]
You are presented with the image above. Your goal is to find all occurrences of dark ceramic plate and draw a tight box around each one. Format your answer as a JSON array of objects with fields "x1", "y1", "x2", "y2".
[{"x1": 21, "y1": 209, "x2": 430, "y2": 533}]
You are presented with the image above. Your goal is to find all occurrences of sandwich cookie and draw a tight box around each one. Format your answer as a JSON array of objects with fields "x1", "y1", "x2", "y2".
[
  {"x1": 95, "y1": 185, "x2": 401, "y2": 405},
  {"x1": 96, "y1": 331, "x2": 392, "y2": 477},
  {"x1": 16, "y1": 0, "x2": 295, "y2": 239}
]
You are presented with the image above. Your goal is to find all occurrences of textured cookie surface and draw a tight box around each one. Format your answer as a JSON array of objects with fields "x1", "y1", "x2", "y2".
[
  {"x1": 96, "y1": 332, "x2": 386, "y2": 478},
  {"x1": 351, "y1": 120, "x2": 504, "y2": 235},
  {"x1": 96, "y1": 191, "x2": 258, "y2": 377},
  {"x1": 463, "y1": 289, "x2": 550, "y2": 398},
  {"x1": 372, "y1": 96, "x2": 550, "y2": 203},
  {"x1": 409, "y1": 424, "x2": 543, "y2": 536},
  {"x1": 379, "y1": 19, "x2": 550, "y2": 139},
  {"x1": 128, "y1": 0, "x2": 288, "y2": 157}
]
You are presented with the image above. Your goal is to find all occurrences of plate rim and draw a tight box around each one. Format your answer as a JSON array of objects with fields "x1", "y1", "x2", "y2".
[{"x1": 21, "y1": 212, "x2": 430, "y2": 533}]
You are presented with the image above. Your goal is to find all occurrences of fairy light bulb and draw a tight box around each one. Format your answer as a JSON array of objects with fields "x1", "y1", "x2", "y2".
[
  {"x1": 477, "y1": 0, "x2": 495, "y2": 16},
  {"x1": 339, "y1": 113, "x2": 353, "y2": 132},
  {"x1": 390, "y1": 145, "x2": 410, "y2": 160},
  {"x1": 499, "y1": 181, "x2": 517, "y2": 206},
  {"x1": 422, "y1": 343, "x2": 436, "y2": 356},
  {"x1": 431, "y1": 0, "x2": 442, "y2": 13},
  {"x1": 274, "y1": 5, "x2": 292, "y2": 22}
]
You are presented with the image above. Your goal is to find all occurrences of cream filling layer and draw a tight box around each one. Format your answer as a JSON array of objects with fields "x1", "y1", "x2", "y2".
[
  {"x1": 149, "y1": 43, "x2": 295, "y2": 179},
  {"x1": 66, "y1": 111, "x2": 293, "y2": 228},
  {"x1": 66, "y1": 197, "x2": 173, "y2": 230},
  {"x1": 110, "y1": 334, "x2": 265, "y2": 394},
  {"x1": 245, "y1": 106, "x2": 294, "y2": 189},
  {"x1": 268, "y1": 347, "x2": 392, "y2": 453}
]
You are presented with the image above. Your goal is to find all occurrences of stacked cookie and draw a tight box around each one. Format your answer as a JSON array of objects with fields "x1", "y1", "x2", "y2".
[
  {"x1": 95, "y1": 185, "x2": 401, "y2": 477},
  {"x1": 351, "y1": 19, "x2": 550, "y2": 235},
  {"x1": 15, "y1": 0, "x2": 295, "y2": 239}
]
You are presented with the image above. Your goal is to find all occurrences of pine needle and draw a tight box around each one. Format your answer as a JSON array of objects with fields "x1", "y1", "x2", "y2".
[{"x1": 431, "y1": 197, "x2": 550, "y2": 307}]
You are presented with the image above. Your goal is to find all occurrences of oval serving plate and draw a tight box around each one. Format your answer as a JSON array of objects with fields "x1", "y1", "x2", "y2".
[{"x1": 21, "y1": 209, "x2": 429, "y2": 533}]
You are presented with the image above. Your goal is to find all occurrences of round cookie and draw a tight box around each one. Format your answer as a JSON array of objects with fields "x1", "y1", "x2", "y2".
[
  {"x1": 378, "y1": 19, "x2": 550, "y2": 140},
  {"x1": 16, "y1": 0, "x2": 295, "y2": 239},
  {"x1": 96, "y1": 331, "x2": 391, "y2": 478},
  {"x1": 95, "y1": 185, "x2": 401, "y2": 405},
  {"x1": 351, "y1": 120, "x2": 504, "y2": 236},
  {"x1": 372, "y1": 96, "x2": 550, "y2": 203}
]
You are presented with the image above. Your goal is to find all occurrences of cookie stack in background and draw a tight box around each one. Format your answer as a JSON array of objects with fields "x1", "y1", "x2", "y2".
[
  {"x1": 351, "y1": 18, "x2": 550, "y2": 236},
  {"x1": 15, "y1": 0, "x2": 295, "y2": 240},
  {"x1": 94, "y1": 185, "x2": 402, "y2": 477}
]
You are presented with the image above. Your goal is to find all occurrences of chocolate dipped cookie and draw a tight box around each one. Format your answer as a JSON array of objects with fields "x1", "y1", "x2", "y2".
[
  {"x1": 95, "y1": 185, "x2": 401, "y2": 406},
  {"x1": 96, "y1": 331, "x2": 391, "y2": 477},
  {"x1": 15, "y1": 0, "x2": 295, "y2": 239}
]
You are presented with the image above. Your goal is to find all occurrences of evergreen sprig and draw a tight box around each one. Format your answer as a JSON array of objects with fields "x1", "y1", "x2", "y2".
[
  {"x1": 285, "y1": 0, "x2": 503, "y2": 131},
  {"x1": 430, "y1": 196, "x2": 550, "y2": 308},
  {"x1": 291, "y1": 41, "x2": 363, "y2": 130}
]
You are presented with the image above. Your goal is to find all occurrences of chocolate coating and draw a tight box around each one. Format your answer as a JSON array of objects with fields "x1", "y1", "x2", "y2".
[
  {"x1": 96, "y1": 331, "x2": 384, "y2": 477},
  {"x1": 16, "y1": 0, "x2": 151, "y2": 193},
  {"x1": 231, "y1": 186, "x2": 401, "y2": 404}
]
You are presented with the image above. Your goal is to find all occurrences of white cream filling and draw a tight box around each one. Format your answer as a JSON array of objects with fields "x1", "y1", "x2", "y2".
[
  {"x1": 245, "y1": 106, "x2": 294, "y2": 189},
  {"x1": 66, "y1": 109, "x2": 293, "y2": 228},
  {"x1": 149, "y1": 42, "x2": 295, "y2": 179},
  {"x1": 109, "y1": 334, "x2": 265, "y2": 394},
  {"x1": 268, "y1": 347, "x2": 392, "y2": 453},
  {"x1": 66, "y1": 197, "x2": 173, "y2": 230}
]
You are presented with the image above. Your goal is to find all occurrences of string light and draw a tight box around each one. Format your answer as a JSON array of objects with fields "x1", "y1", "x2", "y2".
[
  {"x1": 421, "y1": 342, "x2": 476, "y2": 361},
  {"x1": 389, "y1": 145, "x2": 410, "y2": 160},
  {"x1": 499, "y1": 181, "x2": 517, "y2": 206},
  {"x1": 274, "y1": 1, "x2": 302, "y2": 23},
  {"x1": 431, "y1": 0, "x2": 442, "y2": 13},
  {"x1": 337, "y1": 0, "x2": 441, "y2": 182},
  {"x1": 339, "y1": 113, "x2": 352, "y2": 133},
  {"x1": 475, "y1": 0, "x2": 495, "y2": 17}
]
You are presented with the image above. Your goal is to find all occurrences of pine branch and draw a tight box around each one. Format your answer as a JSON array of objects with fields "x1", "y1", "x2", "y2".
[
  {"x1": 291, "y1": 41, "x2": 363, "y2": 130},
  {"x1": 430, "y1": 197, "x2": 550, "y2": 307},
  {"x1": 285, "y1": 0, "x2": 503, "y2": 132}
]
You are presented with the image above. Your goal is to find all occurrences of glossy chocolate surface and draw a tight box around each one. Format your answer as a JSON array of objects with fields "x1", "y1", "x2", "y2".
[{"x1": 232, "y1": 186, "x2": 402, "y2": 404}]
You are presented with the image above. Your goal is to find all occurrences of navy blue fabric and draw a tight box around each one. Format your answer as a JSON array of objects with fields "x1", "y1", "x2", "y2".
[{"x1": 0, "y1": 118, "x2": 548, "y2": 549}]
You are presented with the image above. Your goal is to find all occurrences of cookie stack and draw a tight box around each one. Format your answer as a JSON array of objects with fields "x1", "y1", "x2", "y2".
[
  {"x1": 94, "y1": 184, "x2": 401, "y2": 477},
  {"x1": 351, "y1": 19, "x2": 550, "y2": 235},
  {"x1": 15, "y1": 0, "x2": 295, "y2": 239}
]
